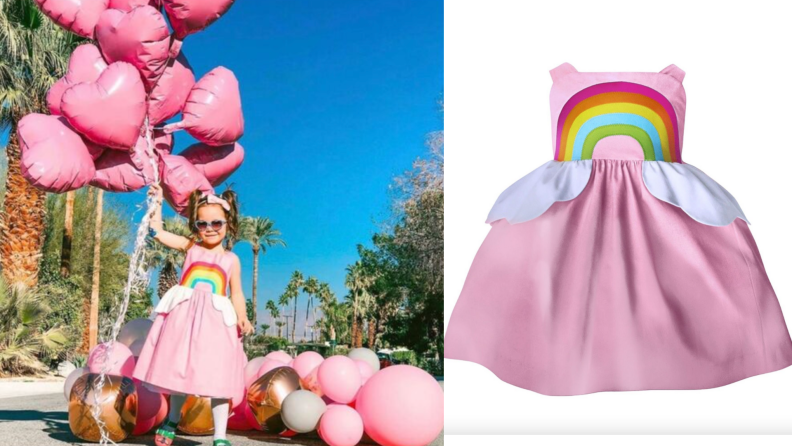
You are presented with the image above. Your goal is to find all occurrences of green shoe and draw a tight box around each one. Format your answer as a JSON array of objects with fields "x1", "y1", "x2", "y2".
[
  {"x1": 213, "y1": 440, "x2": 232, "y2": 446},
  {"x1": 154, "y1": 418, "x2": 178, "y2": 446}
]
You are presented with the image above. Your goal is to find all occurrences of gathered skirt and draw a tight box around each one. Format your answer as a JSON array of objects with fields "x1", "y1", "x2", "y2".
[
  {"x1": 444, "y1": 159, "x2": 792, "y2": 395},
  {"x1": 132, "y1": 288, "x2": 247, "y2": 402}
]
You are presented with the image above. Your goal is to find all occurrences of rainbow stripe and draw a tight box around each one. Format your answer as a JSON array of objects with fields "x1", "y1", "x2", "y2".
[
  {"x1": 555, "y1": 82, "x2": 681, "y2": 162},
  {"x1": 180, "y1": 262, "x2": 228, "y2": 296}
]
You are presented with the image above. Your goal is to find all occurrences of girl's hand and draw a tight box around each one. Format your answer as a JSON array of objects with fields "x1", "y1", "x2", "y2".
[
  {"x1": 238, "y1": 318, "x2": 254, "y2": 336},
  {"x1": 148, "y1": 183, "x2": 163, "y2": 205}
]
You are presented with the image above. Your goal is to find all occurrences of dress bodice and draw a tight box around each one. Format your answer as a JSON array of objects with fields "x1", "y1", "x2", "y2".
[
  {"x1": 179, "y1": 245, "x2": 234, "y2": 297},
  {"x1": 549, "y1": 63, "x2": 687, "y2": 162}
]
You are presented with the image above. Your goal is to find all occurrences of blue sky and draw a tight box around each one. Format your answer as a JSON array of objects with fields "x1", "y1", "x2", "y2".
[{"x1": 2, "y1": 0, "x2": 443, "y2": 338}]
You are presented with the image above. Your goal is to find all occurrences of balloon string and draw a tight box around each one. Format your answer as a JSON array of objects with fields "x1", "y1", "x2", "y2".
[{"x1": 89, "y1": 117, "x2": 162, "y2": 446}]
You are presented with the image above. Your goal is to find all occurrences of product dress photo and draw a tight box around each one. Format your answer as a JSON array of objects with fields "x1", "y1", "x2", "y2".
[{"x1": 444, "y1": 62, "x2": 792, "y2": 396}]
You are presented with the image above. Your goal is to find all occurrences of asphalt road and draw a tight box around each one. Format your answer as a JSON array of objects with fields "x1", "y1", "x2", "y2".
[{"x1": 0, "y1": 386, "x2": 443, "y2": 446}]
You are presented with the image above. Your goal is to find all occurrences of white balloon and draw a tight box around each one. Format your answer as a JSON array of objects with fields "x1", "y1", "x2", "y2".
[
  {"x1": 63, "y1": 366, "x2": 89, "y2": 402},
  {"x1": 348, "y1": 348, "x2": 380, "y2": 373},
  {"x1": 117, "y1": 318, "x2": 153, "y2": 347},
  {"x1": 281, "y1": 390, "x2": 327, "y2": 433}
]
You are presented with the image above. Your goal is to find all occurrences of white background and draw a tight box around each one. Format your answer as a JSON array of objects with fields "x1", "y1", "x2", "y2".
[{"x1": 444, "y1": 0, "x2": 792, "y2": 439}]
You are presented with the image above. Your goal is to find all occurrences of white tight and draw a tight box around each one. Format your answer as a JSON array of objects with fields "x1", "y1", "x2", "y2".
[{"x1": 166, "y1": 392, "x2": 230, "y2": 440}]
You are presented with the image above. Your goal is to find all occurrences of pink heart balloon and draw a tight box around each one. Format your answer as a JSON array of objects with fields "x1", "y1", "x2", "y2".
[
  {"x1": 34, "y1": 0, "x2": 109, "y2": 38},
  {"x1": 61, "y1": 62, "x2": 147, "y2": 150},
  {"x1": 95, "y1": 5, "x2": 171, "y2": 90},
  {"x1": 159, "y1": 154, "x2": 213, "y2": 216},
  {"x1": 148, "y1": 53, "x2": 195, "y2": 124},
  {"x1": 17, "y1": 114, "x2": 96, "y2": 193},
  {"x1": 164, "y1": 67, "x2": 244, "y2": 146},
  {"x1": 162, "y1": 0, "x2": 237, "y2": 39},
  {"x1": 108, "y1": 0, "x2": 161, "y2": 11},
  {"x1": 48, "y1": 44, "x2": 109, "y2": 115},
  {"x1": 90, "y1": 135, "x2": 156, "y2": 192},
  {"x1": 85, "y1": 140, "x2": 107, "y2": 161},
  {"x1": 179, "y1": 142, "x2": 243, "y2": 186}
]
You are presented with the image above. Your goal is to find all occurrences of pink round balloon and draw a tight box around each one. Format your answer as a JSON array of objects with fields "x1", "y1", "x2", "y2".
[
  {"x1": 356, "y1": 365, "x2": 443, "y2": 446},
  {"x1": 228, "y1": 401, "x2": 253, "y2": 431},
  {"x1": 61, "y1": 62, "x2": 147, "y2": 149},
  {"x1": 242, "y1": 398, "x2": 264, "y2": 431},
  {"x1": 164, "y1": 66, "x2": 244, "y2": 146},
  {"x1": 179, "y1": 141, "x2": 244, "y2": 186},
  {"x1": 318, "y1": 405, "x2": 364, "y2": 446},
  {"x1": 354, "y1": 359, "x2": 374, "y2": 385},
  {"x1": 87, "y1": 341, "x2": 136, "y2": 377},
  {"x1": 159, "y1": 153, "x2": 214, "y2": 216},
  {"x1": 256, "y1": 360, "x2": 287, "y2": 380},
  {"x1": 244, "y1": 356, "x2": 269, "y2": 388},
  {"x1": 132, "y1": 378, "x2": 168, "y2": 435},
  {"x1": 108, "y1": 0, "x2": 160, "y2": 11},
  {"x1": 292, "y1": 351, "x2": 324, "y2": 380},
  {"x1": 90, "y1": 134, "x2": 156, "y2": 192},
  {"x1": 264, "y1": 350, "x2": 292, "y2": 364},
  {"x1": 162, "y1": 0, "x2": 237, "y2": 39},
  {"x1": 17, "y1": 114, "x2": 96, "y2": 193},
  {"x1": 304, "y1": 366, "x2": 323, "y2": 397},
  {"x1": 34, "y1": 0, "x2": 109, "y2": 38},
  {"x1": 317, "y1": 356, "x2": 361, "y2": 405},
  {"x1": 95, "y1": 5, "x2": 171, "y2": 90},
  {"x1": 48, "y1": 44, "x2": 109, "y2": 115},
  {"x1": 148, "y1": 53, "x2": 195, "y2": 124}
]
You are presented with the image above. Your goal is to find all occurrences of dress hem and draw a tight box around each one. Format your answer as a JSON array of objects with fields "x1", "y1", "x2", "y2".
[{"x1": 444, "y1": 353, "x2": 792, "y2": 397}]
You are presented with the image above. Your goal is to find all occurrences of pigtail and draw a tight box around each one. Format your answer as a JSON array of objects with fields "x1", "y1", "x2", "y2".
[
  {"x1": 186, "y1": 189, "x2": 204, "y2": 240},
  {"x1": 220, "y1": 188, "x2": 240, "y2": 240}
]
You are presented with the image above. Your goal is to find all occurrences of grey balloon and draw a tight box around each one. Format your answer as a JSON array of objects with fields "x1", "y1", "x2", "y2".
[
  {"x1": 281, "y1": 390, "x2": 327, "y2": 433},
  {"x1": 348, "y1": 347, "x2": 380, "y2": 372}
]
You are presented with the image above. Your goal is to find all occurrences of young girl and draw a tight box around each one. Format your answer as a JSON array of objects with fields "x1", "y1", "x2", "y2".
[{"x1": 132, "y1": 184, "x2": 254, "y2": 446}]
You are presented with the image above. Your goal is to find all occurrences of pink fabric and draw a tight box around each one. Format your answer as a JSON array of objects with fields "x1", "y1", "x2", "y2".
[
  {"x1": 445, "y1": 160, "x2": 792, "y2": 395},
  {"x1": 133, "y1": 245, "x2": 247, "y2": 398},
  {"x1": 549, "y1": 63, "x2": 687, "y2": 159}
]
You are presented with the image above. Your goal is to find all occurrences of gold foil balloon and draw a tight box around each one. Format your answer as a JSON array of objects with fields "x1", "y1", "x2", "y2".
[
  {"x1": 247, "y1": 366, "x2": 301, "y2": 433},
  {"x1": 178, "y1": 395, "x2": 215, "y2": 435},
  {"x1": 68, "y1": 373, "x2": 137, "y2": 442}
]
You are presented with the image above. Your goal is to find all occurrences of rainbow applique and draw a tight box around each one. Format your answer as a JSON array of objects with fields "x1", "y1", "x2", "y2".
[
  {"x1": 180, "y1": 262, "x2": 228, "y2": 296},
  {"x1": 555, "y1": 82, "x2": 681, "y2": 162}
]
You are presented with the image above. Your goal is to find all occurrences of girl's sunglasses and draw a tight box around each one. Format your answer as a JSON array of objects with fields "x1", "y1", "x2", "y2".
[{"x1": 194, "y1": 219, "x2": 227, "y2": 232}]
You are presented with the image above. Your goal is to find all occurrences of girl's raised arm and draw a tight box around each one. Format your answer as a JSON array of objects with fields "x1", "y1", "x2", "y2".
[{"x1": 148, "y1": 184, "x2": 192, "y2": 251}]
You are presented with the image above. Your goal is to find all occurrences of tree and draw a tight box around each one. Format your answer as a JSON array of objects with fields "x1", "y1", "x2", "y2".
[
  {"x1": 284, "y1": 271, "x2": 304, "y2": 343},
  {"x1": 0, "y1": 278, "x2": 68, "y2": 376},
  {"x1": 277, "y1": 292, "x2": 290, "y2": 339},
  {"x1": 0, "y1": 0, "x2": 82, "y2": 286},
  {"x1": 84, "y1": 189, "x2": 103, "y2": 351},
  {"x1": 144, "y1": 217, "x2": 190, "y2": 299},
  {"x1": 345, "y1": 261, "x2": 374, "y2": 348},
  {"x1": 265, "y1": 299, "x2": 279, "y2": 337},
  {"x1": 238, "y1": 216, "x2": 285, "y2": 333},
  {"x1": 60, "y1": 191, "x2": 75, "y2": 276}
]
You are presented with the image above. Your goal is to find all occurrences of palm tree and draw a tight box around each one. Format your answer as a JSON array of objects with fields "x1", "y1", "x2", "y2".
[
  {"x1": 302, "y1": 276, "x2": 319, "y2": 341},
  {"x1": 0, "y1": 278, "x2": 67, "y2": 376},
  {"x1": 277, "y1": 292, "x2": 290, "y2": 339},
  {"x1": 265, "y1": 299, "x2": 279, "y2": 336},
  {"x1": 144, "y1": 217, "x2": 191, "y2": 299},
  {"x1": 285, "y1": 271, "x2": 304, "y2": 343},
  {"x1": 60, "y1": 191, "x2": 75, "y2": 276},
  {"x1": 84, "y1": 189, "x2": 103, "y2": 352},
  {"x1": 0, "y1": 0, "x2": 83, "y2": 286},
  {"x1": 238, "y1": 216, "x2": 285, "y2": 332},
  {"x1": 345, "y1": 261, "x2": 373, "y2": 348}
]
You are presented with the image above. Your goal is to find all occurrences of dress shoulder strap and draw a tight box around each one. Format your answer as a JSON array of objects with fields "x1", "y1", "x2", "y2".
[
  {"x1": 659, "y1": 64, "x2": 685, "y2": 82},
  {"x1": 550, "y1": 62, "x2": 578, "y2": 82}
]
